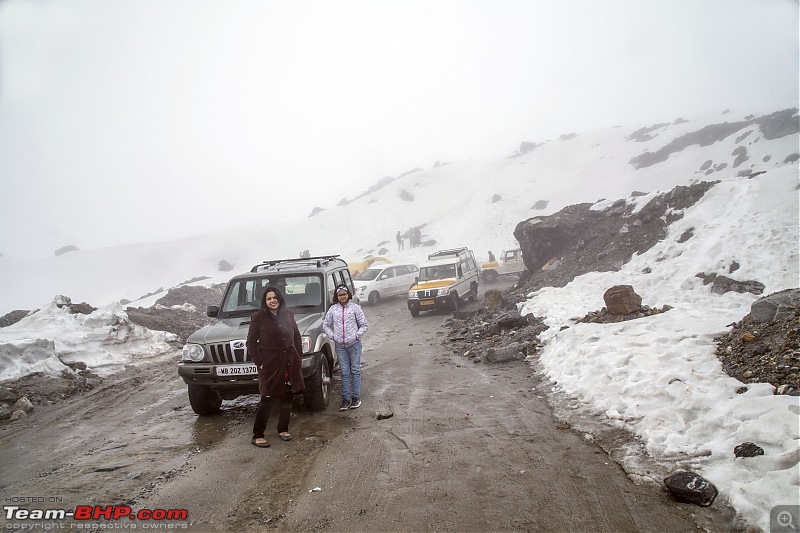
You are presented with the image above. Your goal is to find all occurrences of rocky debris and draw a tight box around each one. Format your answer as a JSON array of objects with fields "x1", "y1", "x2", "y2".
[
  {"x1": 628, "y1": 108, "x2": 798, "y2": 169},
  {"x1": 485, "y1": 344, "x2": 527, "y2": 363},
  {"x1": 715, "y1": 290, "x2": 800, "y2": 393},
  {"x1": 0, "y1": 297, "x2": 96, "y2": 328},
  {"x1": 376, "y1": 411, "x2": 394, "y2": 420},
  {"x1": 573, "y1": 285, "x2": 671, "y2": 326},
  {"x1": 12, "y1": 396, "x2": 33, "y2": 415},
  {"x1": 484, "y1": 289, "x2": 507, "y2": 310},
  {"x1": 1, "y1": 366, "x2": 102, "y2": 413},
  {"x1": 577, "y1": 304, "x2": 672, "y2": 325},
  {"x1": 603, "y1": 285, "x2": 642, "y2": 315},
  {"x1": 695, "y1": 273, "x2": 765, "y2": 295},
  {"x1": 0, "y1": 310, "x2": 31, "y2": 328},
  {"x1": 627, "y1": 122, "x2": 670, "y2": 142},
  {"x1": 125, "y1": 307, "x2": 213, "y2": 344},
  {"x1": 444, "y1": 307, "x2": 548, "y2": 365},
  {"x1": 513, "y1": 181, "x2": 717, "y2": 291},
  {"x1": 153, "y1": 283, "x2": 225, "y2": 311},
  {"x1": 664, "y1": 471, "x2": 718, "y2": 507},
  {"x1": 733, "y1": 442, "x2": 764, "y2": 458}
]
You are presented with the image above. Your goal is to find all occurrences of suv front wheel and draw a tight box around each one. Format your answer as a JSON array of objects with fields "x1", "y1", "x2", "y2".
[
  {"x1": 450, "y1": 293, "x2": 459, "y2": 312},
  {"x1": 188, "y1": 384, "x2": 222, "y2": 415},
  {"x1": 303, "y1": 356, "x2": 331, "y2": 411}
]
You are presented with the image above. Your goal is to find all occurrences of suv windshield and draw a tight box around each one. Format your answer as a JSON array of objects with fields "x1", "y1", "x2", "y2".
[
  {"x1": 220, "y1": 274, "x2": 325, "y2": 318},
  {"x1": 419, "y1": 264, "x2": 456, "y2": 281},
  {"x1": 354, "y1": 269, "x2": 381, "y2": 281}
]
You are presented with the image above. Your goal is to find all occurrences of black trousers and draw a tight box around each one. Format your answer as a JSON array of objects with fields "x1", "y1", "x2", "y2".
[{"x1": 252, "y1": 386, "x2": 293, "y2": 439}]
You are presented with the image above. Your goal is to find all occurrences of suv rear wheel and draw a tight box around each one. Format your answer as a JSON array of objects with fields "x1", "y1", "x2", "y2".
[
  {"x1": 303, "y1": 356, "x2": 331, "y2": 411},
  {"x1": 368, "y1": 291, "x2": 380, "y2": 305},
  {"x1": 188, "y1": 384, "x2": 222, "y2": 415}
]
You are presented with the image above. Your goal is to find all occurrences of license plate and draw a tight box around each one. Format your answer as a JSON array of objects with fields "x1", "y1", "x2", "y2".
[
  {"x1": 216, "y1": 364, "x2": 257, "y2": 376},
  {"x1": 420, "y1": 300, "x2": 435, "y2": 306}
]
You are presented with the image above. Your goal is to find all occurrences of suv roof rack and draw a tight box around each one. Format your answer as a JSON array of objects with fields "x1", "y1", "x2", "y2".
[
  {"x1": 251, "y1": 255, "x2": 342, "y2": 273},
  {"x1": 427, "y1": 247, "x2": 468, "y2": 260}
]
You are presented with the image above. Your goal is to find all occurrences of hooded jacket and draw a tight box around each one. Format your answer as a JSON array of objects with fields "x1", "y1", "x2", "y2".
[
  {"x1": 323, "y1": 300, "x2": 368, "y2": 348},
  {"x1": 247, "y1": 304, "x2": 305, "y2": 397}
]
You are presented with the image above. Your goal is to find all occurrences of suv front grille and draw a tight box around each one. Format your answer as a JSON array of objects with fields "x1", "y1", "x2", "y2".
[
  {"x1": 420, "y1": 289, "x2": 439, "y2": 298},
  {"x1": 208, "y1": 341, "x2": 250, "y2": 364}
]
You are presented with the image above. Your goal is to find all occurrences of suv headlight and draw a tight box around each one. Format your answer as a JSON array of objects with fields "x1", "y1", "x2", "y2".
[
  {"x1": 182, "y1": 343, "x2": 205, "y2": 362},
  {"x1": 408, "y1": 290, "x2": 418, "y2": 299},
  {"x1": 356, "y1": 286, "x2": 366, "y2": 294},
  {"x1": 302, "y1": 335, "x2": 311, "y2": 353},
  {"x1": 437, "y1": 288, "x2": 450, "y2": 296}
]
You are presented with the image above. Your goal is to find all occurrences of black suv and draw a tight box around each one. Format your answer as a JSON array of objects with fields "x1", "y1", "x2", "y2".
[{"x1": 177, "y1": 255, "x2": 358, "y2": 415}]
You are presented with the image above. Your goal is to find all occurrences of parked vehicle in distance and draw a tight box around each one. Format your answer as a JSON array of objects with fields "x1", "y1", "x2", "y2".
[
  {"x1": 481, "y1": 248, "x2": 526, "y2": 282},
  {"x1": 177, "y1": 255, "x2": 358, "y2": 415},
  {"x1": 407, "y1": 247, "x2": 480, "y2": 317},
  {"x1": 355, "y1": 263, "x2": 420, "y2": 305},
  {"x1": 347, "y1": 256, "x2": 392, "y2": 278}
]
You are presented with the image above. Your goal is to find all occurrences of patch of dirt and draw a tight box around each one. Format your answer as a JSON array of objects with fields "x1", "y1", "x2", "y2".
[
  {"x1": 1, "y1": 366, "x2": 103, "y2": 409},
  {"x1": 628, "y1": 107, "x2": 798, "y2": 169},
  {"x1": 153, "y1": 283, "x2": 225, "y2": 310},
  {"x1": 125, "y1": 307, "x2": 214, "y2": 344}
]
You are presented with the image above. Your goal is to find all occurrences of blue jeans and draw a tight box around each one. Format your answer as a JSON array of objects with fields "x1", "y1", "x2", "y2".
[{"x1": 336, "y1": 340, "x2": 362, "y2": 400}]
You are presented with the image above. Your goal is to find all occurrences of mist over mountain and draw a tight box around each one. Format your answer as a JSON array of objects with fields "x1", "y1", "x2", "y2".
[{"x1": 0, "y1": 105, "x2": 796, "y2": 315}]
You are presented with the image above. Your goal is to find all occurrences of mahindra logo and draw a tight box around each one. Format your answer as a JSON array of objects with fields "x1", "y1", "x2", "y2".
[{"x1": 231, "y1": 340, "x2": 246, "y2": 349}]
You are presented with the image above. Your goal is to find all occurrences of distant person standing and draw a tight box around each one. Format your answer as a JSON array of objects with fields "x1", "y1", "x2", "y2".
[
  {"x1": 488, "y1": 251, "x2": 496, "y2": 262},
  {"x1": 323, "y1": 284, "x2": 369, "y2": 411},
  {"x1": 396, "y1": 231, "x2": 404, "y2": 251}
]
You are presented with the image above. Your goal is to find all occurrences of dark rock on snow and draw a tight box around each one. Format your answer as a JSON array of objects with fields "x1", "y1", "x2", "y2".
[
  {"x1": 733, "y1": 442, "x2": 765, "y2": 458},
  {"x1": 664, "y1": 471, "x2": 718, "y2": 507}
]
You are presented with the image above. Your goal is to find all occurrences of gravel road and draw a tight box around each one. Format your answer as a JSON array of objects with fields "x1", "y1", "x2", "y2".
[{"x1": 0, "y1": 281, "x2": 741, "y2": 532}]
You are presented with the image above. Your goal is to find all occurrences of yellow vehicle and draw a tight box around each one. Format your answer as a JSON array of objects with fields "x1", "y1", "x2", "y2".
[
  {"x1": 347, "y1": 256, "x2": 392, "y2": 278},
  {"x1": 406, "y1": 248, "x2": 480, "y2": 317},
  {"x1": 480, "y1": 248, "x2": 525, "y2": 282}
]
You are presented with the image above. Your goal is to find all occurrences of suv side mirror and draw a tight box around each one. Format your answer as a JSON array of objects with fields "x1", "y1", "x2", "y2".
[
  {"x1": 379, "y1": 274, "x2": 388, "y2": 280},
  {"x1": 206, "y1": 305, "x2": 219, "y2": 318}
]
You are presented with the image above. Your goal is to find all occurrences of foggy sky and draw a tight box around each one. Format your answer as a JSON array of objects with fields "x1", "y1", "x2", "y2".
[{"x1": 0, "y1": 0, "x2": 797, "y2": 258}]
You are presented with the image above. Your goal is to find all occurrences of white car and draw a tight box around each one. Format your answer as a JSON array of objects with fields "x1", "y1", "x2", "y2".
[{"x1": 355, "y1": 263, "x2": 420, "y2": 305}]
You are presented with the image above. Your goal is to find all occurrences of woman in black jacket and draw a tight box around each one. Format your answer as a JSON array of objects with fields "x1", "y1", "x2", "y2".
[{"x1": 246, "y1": 286, "x2": 305, "y2": 448}]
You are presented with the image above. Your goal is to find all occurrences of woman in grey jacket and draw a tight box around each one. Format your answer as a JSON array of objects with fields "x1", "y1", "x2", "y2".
[{"x1": 323, "y1": 284, "x2": 369, "y2": 411}]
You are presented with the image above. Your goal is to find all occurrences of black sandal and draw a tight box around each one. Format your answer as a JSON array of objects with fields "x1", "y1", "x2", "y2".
[
  {"x1": 279, "y1": 433, "x2": 292, "y2": 441},
  {"x1": 251, "y1": 437, "x2": 270, "y2": 448}
]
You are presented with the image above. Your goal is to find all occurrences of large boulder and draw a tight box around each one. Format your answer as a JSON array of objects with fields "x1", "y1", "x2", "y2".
[
  {"x1": 749, "y1": 288, "x2": 800, "y2": 324},
  {"x1": 603, "y1": 285, "x2": 642, "y2": 315},
  {"x1": 484, "y1": 290, "x2": 507, "y2": 310}
]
